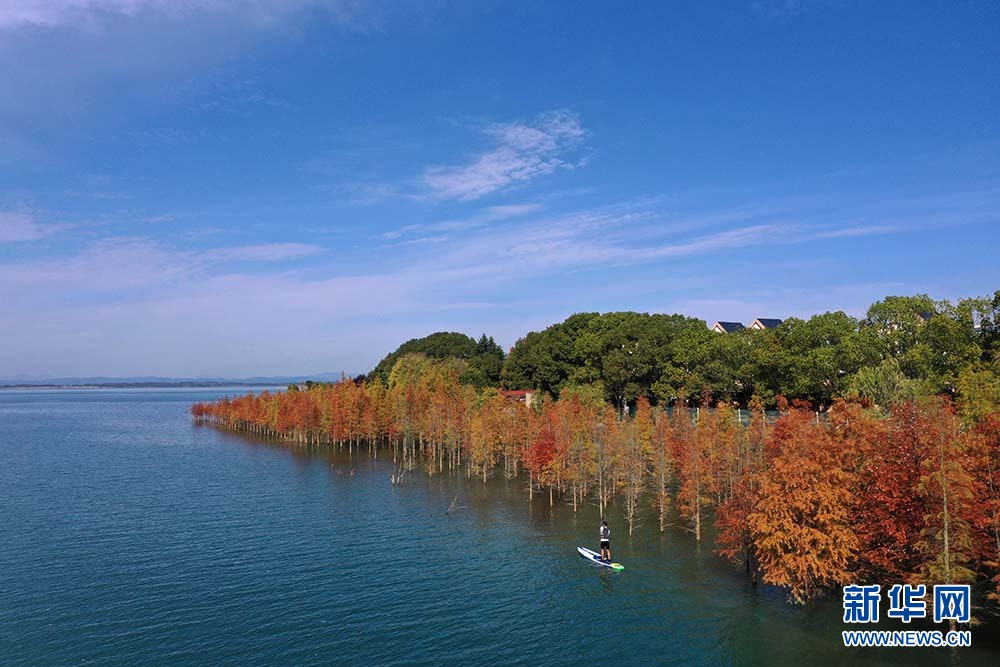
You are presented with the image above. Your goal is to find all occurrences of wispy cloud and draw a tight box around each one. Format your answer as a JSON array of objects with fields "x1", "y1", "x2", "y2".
[
  {"x1": 0, "y1": 1, "x2": 387, "y2": 30},
  {"x1": 0, "y1": 211, "x2": 55, "y2": 242},
  {"x1": 203, "y1": 243, "x2": 322, "y2": 262},
  {"x1": 392, "y1": 202, "x2": 789, "y2": 285},
  {"x1": 376, "y1": 202, "x2": 543, "y2": 241},
  {"x1": 422, "y1": 110, "x2": 588, "y2": 201},
  {"x1": 813, "y1": 224, "x2": 904, "y2": 239},
  {"x1": 633, "y1": 224, "x2": 784, "y2": 260},
  {"x1": 679, "y1": 280, "x2": 909, "y2": 324},
  {"x1": 200, "y1": 78, "x2": 293, "y2": 113},
  {"x1": 482, "y1": 203, "x2": 542, "y2": 218},
  {"x1": 1, "y1": 187, "x2": 992, "y2": 376},
  {"x1": 0, "y1": 238, "x2": 324, "y2": 301},
  {"x1": 377, "y1": 224, "x2": 422, "y2": 241},
  {"x1": 327, "y1": 182, "x2": 401, "y2": 206},
  {"x1": 428, "y1": 203, "x2": 543, "y2": 232},
  {"x1": 382, "y1": 187, "x2": 994, "y2": 286},
  {"x1": 312, "y1": 113, "x2": 586, "y2": 207},
  {"x1": 63, "y1": 189, "x2": 133, "y2": 200},
  {"x1": 0, "y1": 238, "x2": 196, "y2": 293},
  {"x1": 387, "y1": 235, "x2": 448, "y2": 247},
  {"x1": 1, "y1": 1, "x2": 228, "y2": 29}
]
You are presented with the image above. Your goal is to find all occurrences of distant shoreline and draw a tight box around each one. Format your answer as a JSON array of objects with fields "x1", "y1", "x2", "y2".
[{"x1": 0, "y1": 382, "x2": 289, "y2": 390}]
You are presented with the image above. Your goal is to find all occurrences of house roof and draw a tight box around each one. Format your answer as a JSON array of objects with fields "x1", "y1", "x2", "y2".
[
  {"x1": 501, "y1": 389, "x2": 533, "y2": 398},
  {"x1": 751, "y1": 318, "x2": 783, "y2": 329},
  {"x1": 712, "y1": 321, "x2": 745, "y2": 333}
]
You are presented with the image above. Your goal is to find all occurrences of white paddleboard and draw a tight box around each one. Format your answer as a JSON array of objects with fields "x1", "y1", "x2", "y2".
[{"x1": 577, "y1": 546, "x2": 624, "y2": 570}]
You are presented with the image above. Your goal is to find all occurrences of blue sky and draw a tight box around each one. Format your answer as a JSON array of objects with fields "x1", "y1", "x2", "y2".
[{"x1": 1, "y1": 1, "x2": 998, "y2": 378}]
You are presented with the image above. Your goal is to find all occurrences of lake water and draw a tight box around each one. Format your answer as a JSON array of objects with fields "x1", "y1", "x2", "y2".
[{"x1": 2, "y1": 388, "x2": 998, "y2": 666}]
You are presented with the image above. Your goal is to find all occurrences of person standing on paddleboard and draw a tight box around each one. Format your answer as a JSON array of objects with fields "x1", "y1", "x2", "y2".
[{"x1": 599, "y1": 521, "x2": 611, "y2": 562}]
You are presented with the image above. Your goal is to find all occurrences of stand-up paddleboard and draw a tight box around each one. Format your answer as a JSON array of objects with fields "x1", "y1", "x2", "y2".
[{"x1": 577, "y1": 546, "x2": 624, "y2": 570}]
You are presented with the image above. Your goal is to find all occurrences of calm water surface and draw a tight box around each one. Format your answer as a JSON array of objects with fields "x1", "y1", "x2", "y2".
[{"x1": 2, "y1": 388, "x2": 998, "y2": 666}]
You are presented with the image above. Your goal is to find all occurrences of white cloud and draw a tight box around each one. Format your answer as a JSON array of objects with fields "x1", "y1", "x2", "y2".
[
  {"x1": 376, "y1": 202, "x2": 543, "y2": 241},
  {"x1": 0, "y1": 211, "x2": 52, "y2": 242},
  {"x1": 376, "y1": 224, "x2": 422, "y2": 241},
  {"x1": 0, "y1": 238, "x2": 194, "y2": 293},
  {"x1": 0, "y1": 1, "x2": 372, "y2": 30},
  {"x1": 482, "y1": 203, "x2": 542, "y2": 218},
  {"x1": 328, "y1": 182, "x2": 400, "y2": 205},
  {"x1": 202, "y1": 242, "x2": 322, "y2": 262},
  {"x1": 813, "y1": 224, "x2": 903, "y2": 239},
  {"x1": 0, "y1": 238, "x2": 323, "y2": 300},
  {"x1": 0, "y1": 188, "x2": 988, "y2": 376},
  {"x1": 426, "y1": 203, "x2": 543, "y2": 232},
  {"x1": 635, "y1": 224, "x2": 784, "y2": 260},
  {"x1": 422, "y1": 110, "x2": 588, "y2": 201},
  {"x1": 1, "y1": 1, "x2": 211, "y2": 28}
]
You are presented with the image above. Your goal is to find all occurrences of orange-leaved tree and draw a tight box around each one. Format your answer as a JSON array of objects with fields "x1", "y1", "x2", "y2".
[{"x1": 749, "y1": 407, "x2": 858, "y2": 603}]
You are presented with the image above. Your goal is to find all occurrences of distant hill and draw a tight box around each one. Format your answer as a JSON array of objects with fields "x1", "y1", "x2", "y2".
[{"x1": 0, "y1": 372, "x2": 346, "y2": 388}]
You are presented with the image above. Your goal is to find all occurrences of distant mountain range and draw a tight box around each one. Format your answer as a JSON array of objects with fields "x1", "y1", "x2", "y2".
[{"x1": 0, "y1": 372, "x2": 347, "y2": 388}]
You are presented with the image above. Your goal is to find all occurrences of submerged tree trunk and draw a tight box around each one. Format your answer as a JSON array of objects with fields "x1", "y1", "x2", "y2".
[
  {"x1": 658, "y1": 467, "x2": 667, "y2": 532},
  {"x1": 694, "y1": 478, "x2": 702, "y2": 542}
]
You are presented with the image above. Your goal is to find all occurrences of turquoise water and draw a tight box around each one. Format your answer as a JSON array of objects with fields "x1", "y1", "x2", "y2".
[{"x1": 1, "y1": 388, "x2": 998, "y2": 666}]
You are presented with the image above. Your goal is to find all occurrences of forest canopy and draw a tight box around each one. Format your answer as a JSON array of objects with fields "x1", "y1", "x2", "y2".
[
  {"x1": 500, "y1": 292, "x2": 1000, "y2": 410},
  {"x1": 368, "y1": 332, "x2": 504, "y2": 388},
  {"x1": 364, "y1": 292, "x2": 1000, "y2": 410}
]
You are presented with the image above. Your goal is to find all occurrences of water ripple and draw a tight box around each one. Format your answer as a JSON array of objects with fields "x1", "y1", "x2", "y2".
[{"x1": 2, "y1": 389, "x2": 999, "y2": 666}]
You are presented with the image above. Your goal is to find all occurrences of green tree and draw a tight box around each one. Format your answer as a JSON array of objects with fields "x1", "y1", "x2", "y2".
[
  {"x1": 372, "y1": 331, "x2": 505, "y2": 387},
  {"x1": 652, "y1": 324, "x2": 714, "y2": 405},
  {"x1": 915, "y1": 313, "x2": 981, "y2": 393},
  {"x1": 960, "y1": 290, "x2": 1000, "y2": 359},
  {"x1": 956, "y1": 363, "x2": 1000, "y2": 423},
  {"x1": 863, "y1": 294, "x2": 937, "y2": 370},
  {"x1": 571, "y1": 312, "x2": 711, "y2": 412},
  {"x1": 848, "y1": 357, "x2": 920, "y2": 409},
  {"x1": 774, "y1": 312, "x2": 872, "y2": 406},
  {"x1": 502, "y1": 313, "x2": 599, "y2": 394}
]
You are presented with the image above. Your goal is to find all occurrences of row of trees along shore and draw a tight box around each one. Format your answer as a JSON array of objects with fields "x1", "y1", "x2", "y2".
[{"x1": 192, "y1": 292, "x2": 1000, "y2": 608}]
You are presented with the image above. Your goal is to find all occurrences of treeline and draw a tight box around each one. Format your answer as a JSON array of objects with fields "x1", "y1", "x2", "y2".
[
  {"x1": 192, "y1": 352, "x2": 1000, "y2": 607},
  {"x1": 500, "y1": 292, "x2": 1000, "y2": 410}
]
